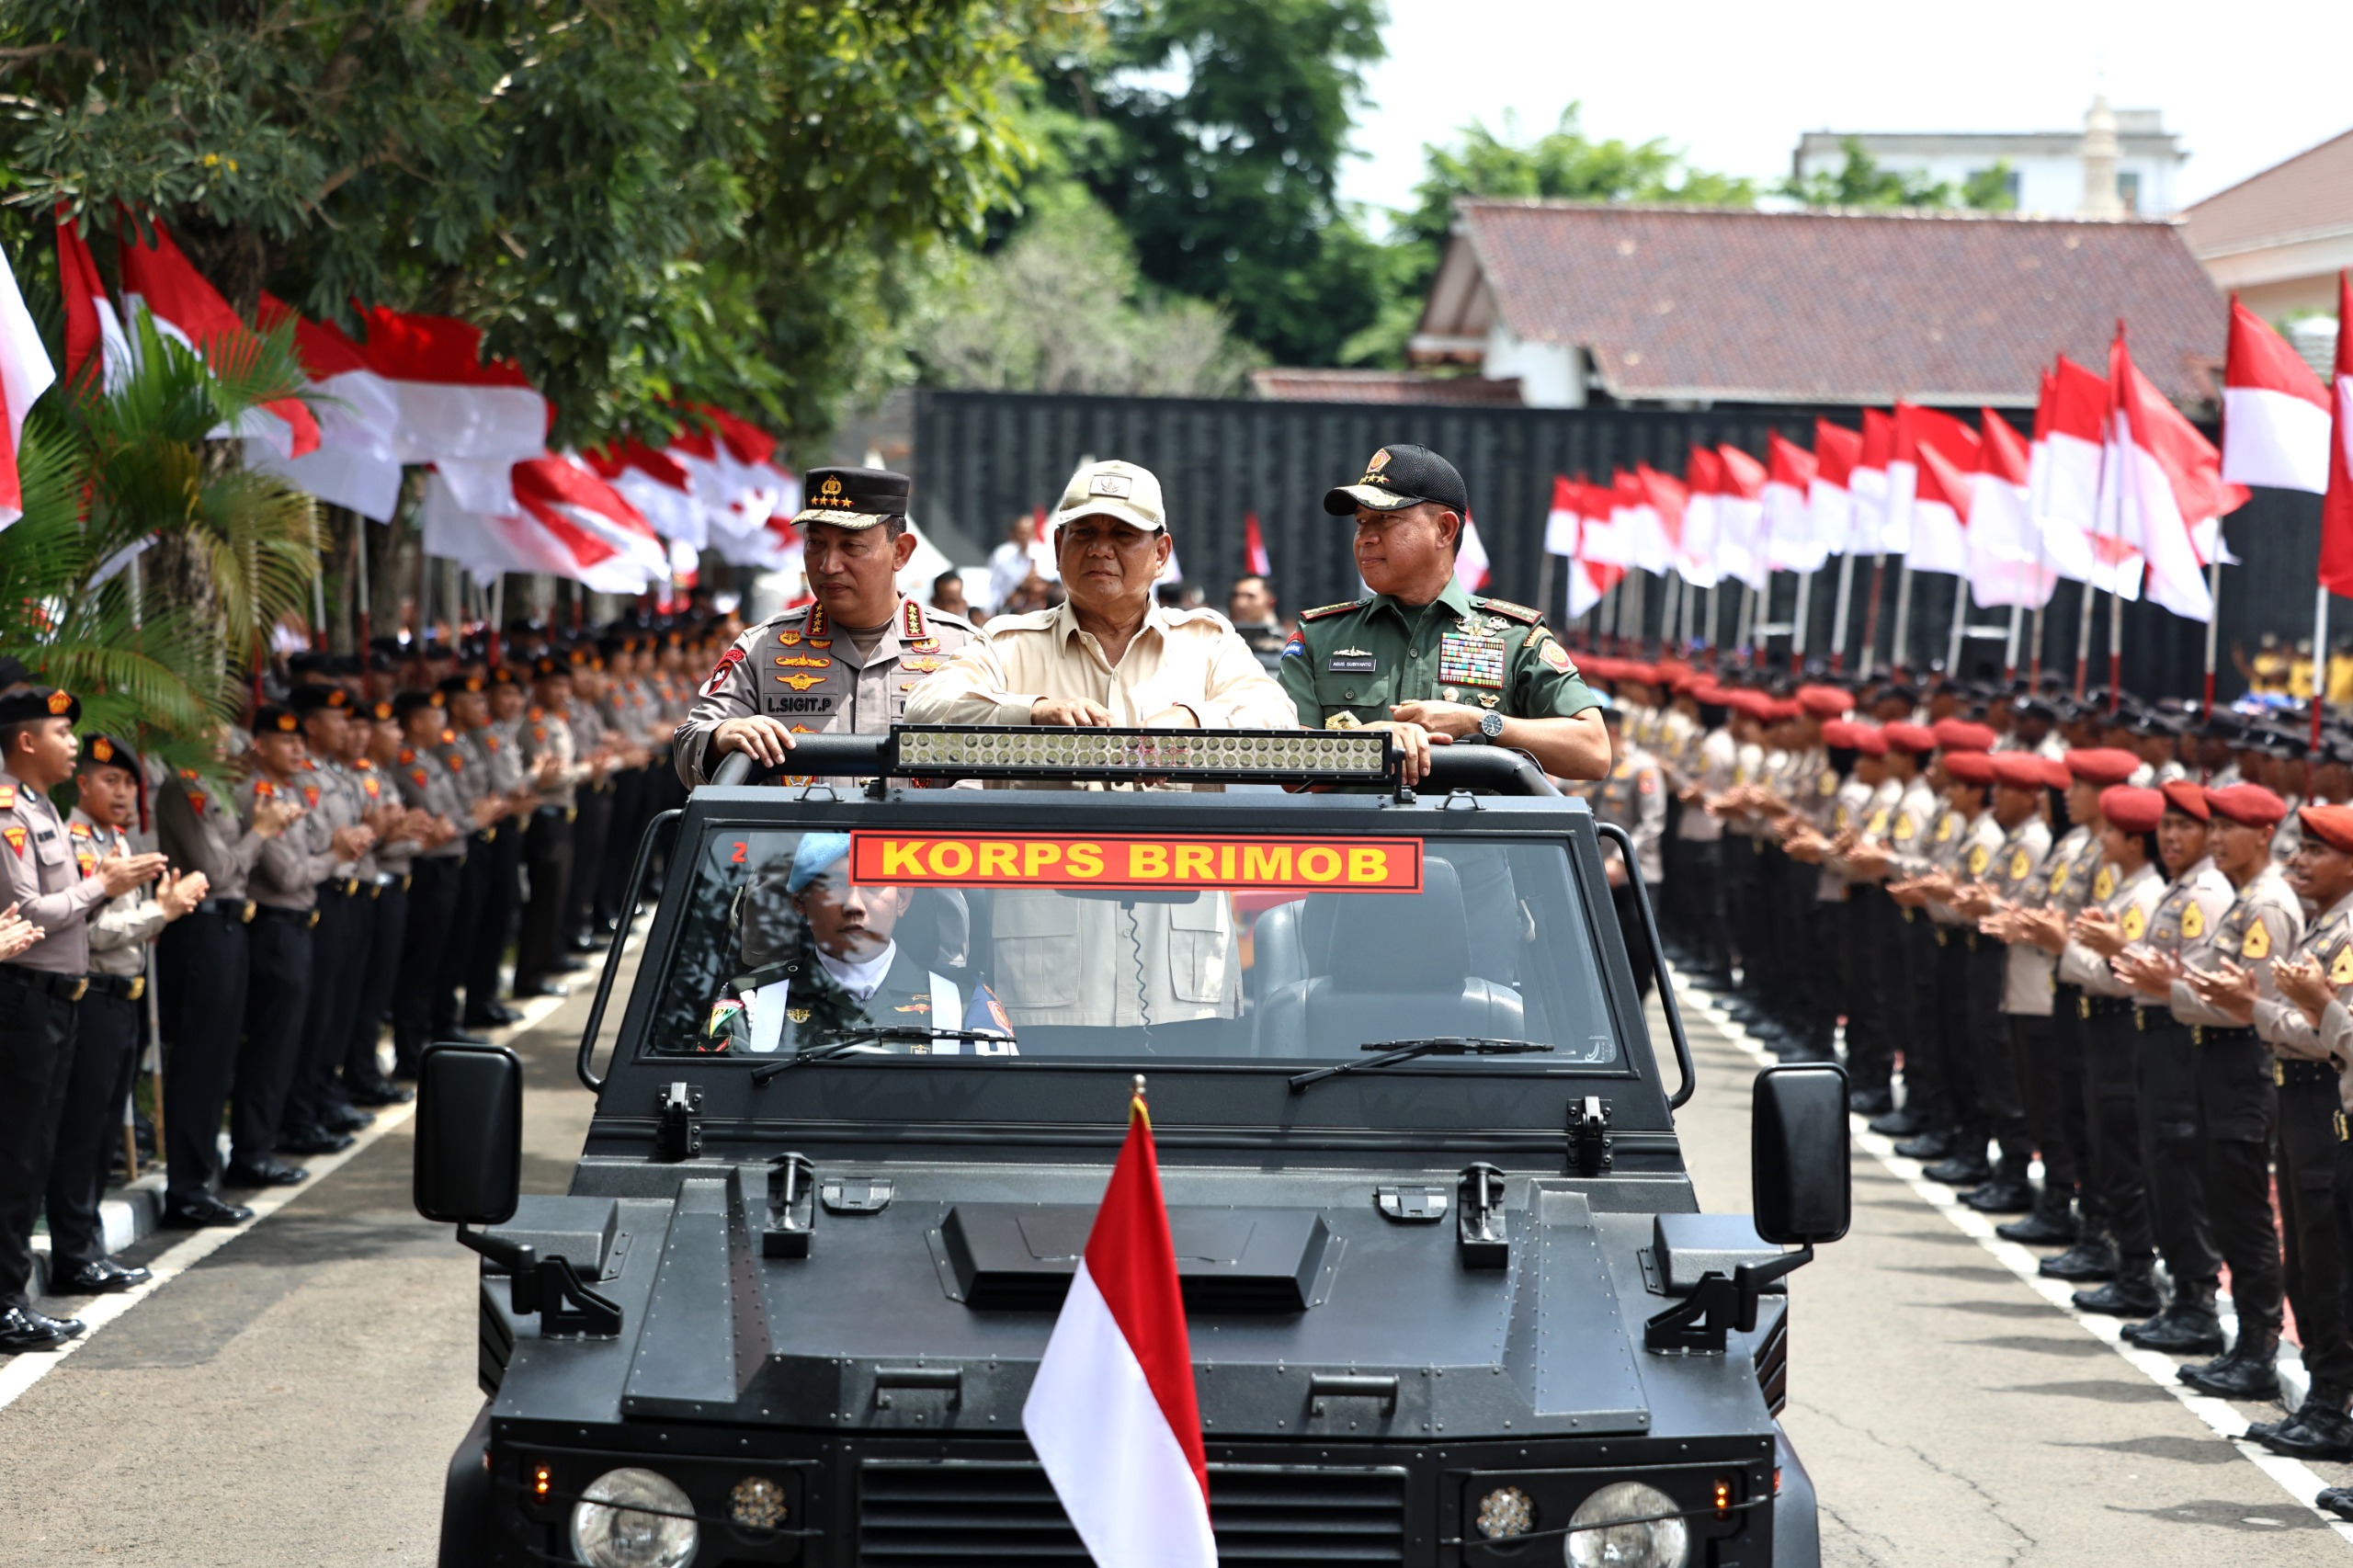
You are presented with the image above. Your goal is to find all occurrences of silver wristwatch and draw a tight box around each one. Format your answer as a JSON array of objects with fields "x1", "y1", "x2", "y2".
[{"x1": 1472, "y1": 710, "x2": 1506, "y2": 744}]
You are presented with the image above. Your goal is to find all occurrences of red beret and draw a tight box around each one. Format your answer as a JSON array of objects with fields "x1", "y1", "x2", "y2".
[
  {"x1": 2159, "y1": 778, "x2": 2210, "y2": 821},
  {"x1": 1689, "y1": 681, "x2": 1730, "y2": 706},
  {"x1": 1797, "y1": 684, "x2": 1855, "y2": 717},
  {"x1": 2300, "y1": 803, "x2": 2353, "y2": 855},
  {"x1": 1931, "y1": 718, "x2": 1997, "y2": 753},
  {"x1": 1943, "y1": 750, "x2": 1997, "y2": 785},
  {"x1": 1846, "y1": 723, "x2": 1889, "y2": 756},
  {"x1": 2066, "y1": 747, "x2": 2140, "y2": 787},
  {"x1": 1989, "y1": 752, "x2": 2047, "y2": 790},
  {"x1": 1820, "y1": 719, "x2": 1856, "y2": 748},
  {"x1": 2038, "y1": 756, "x2": 2073, "y2": 790},
  {"x1": 1621, "y1": 663, "x2": 1660, "y2": 685},
  {"x1": 2099, "y1": 785, "x2": 2165, "y2": 835},
  {"x1": 1884, "y1": 722, "x2": 1938, "y2": 755},
  {"x1": 1767, "y1": 698, "x2": 1802, "y2": 722},
  {"x1": 2205, "y1": 783, "x2": 2288, "y2": 828}
]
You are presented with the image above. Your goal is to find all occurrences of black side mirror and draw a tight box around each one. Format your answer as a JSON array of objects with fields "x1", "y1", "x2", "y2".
[
  {"x1": 414, "y1": 1043, "x2": 522, "y2": 1227},
  {"x1": 1751, "y1": 1063, "x2": 1851, "y2": 1246}
]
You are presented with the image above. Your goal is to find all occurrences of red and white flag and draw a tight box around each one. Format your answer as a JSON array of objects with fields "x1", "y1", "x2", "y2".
[
  {"x1": 1849, "y1": 408, "x2": 1893, "y2": 551},
  {"x1": 1567, "y1": 556, "x2": 1624, "y2": 619},
  {"x1": 1542, "y1": 475, "x2": 1581, "y2": 558},
  {"x1": 420, "y1": 467, "x2": 654, "y2": 596},
  {"x1": 2222, "y1": 295, "x2": 2333, "y2": 495},
  {"x1": 1242, "y1": 510, "x2": 1271, "y2": 576},
  {"x1": 358, "y1": 304, "x2": 549, "y2": 473},
  {"x1": 1023, "y1": 1089, "x2": 1217, "y2": 1568},
  {"x1": 584, "y1": 438, "x2": 707, "y2": 549},
  {"x1": 118, "y1": 220, "x2": 321, "y2": 458},
  {"x1": 1763, "y1": 431, "x2": 1822, "y2": 572},
  {"x1": 1892, "y1": 404, "x2": 1980, "y2": 574},
  {"x1": 1636, "y1": 463, "x2": 1688, "y2": 573},
  {"x1": 1716, "y1": 444, "x2": 1768, "y2": 591},
  {"x1": 1676, "y1": 447, "x2": 1723, "y2": 587},
  {"x1": 2028, "y1": 356, "x2": 2131, "y2": 593},
  {"x1": 1966, "y1": 411, "x2": 2052, "y2": 608},
  {"x1": 2102, "y1": 328, "x2": 2246, "y2": 622},
  {"x1": 55, "y1": 210, "x2": 128, "y2": 394},
  {"x1": 2317, "y1": 273, "x2": 2353, "y2": 595},
  {"x1": 671, "y1": 404, "x2": 791, "y2": 541},
  {"x1": 1454, "y1": 513, "x2": 1492, "y2": 592},
  {"x1": 0, "y1": 240, "x2": 56, "y2": 529},
  {"x1": 1807, "y1": 418, "x2": 1862, "y2": 556},
  {"x1": 1576, "y1": 474, "x2": 1631, "y2": 569},
  {"x1": 247, "y1": 294, "x2": 405, "y2": 522}
]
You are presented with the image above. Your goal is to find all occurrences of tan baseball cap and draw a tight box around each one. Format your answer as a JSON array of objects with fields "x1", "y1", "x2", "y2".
[{"x1": 1053, "y1": 459, "x2": 1165, "y2": 533}]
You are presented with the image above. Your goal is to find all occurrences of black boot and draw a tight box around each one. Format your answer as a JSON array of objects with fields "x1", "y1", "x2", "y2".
[
  {"x1": 1847, "y1": 1085, "x2": 1894, "y2": 1119},
  {"x1": 1996, "y1": 1187, "x2": 2076, "y2": 1244},
  {"x1": 1923, "y1": 1151, "x2": 1995, "y2": 1187},
  {"x1": 1868, "y1": 1104, "x2": 1928, "y2": 1138},
  {"x1": 2179, "y1": 1337, "x2": 2280, "y2": 1400},
  {"x1": 2071, "y1": 1266, "x2": 2161, "y2": 1317},
  {"x1": 2319, "y1": 1488, "x2": 2353, "y2": 1523},
  {"x1": 1962, "y1": 1173, "x2": 2037, "y2": 1214},
  {"x1": 2121, "y1": 1297, "x2": 2226, "y2": 1355},
  {"x1": 2263, "y1": 1395, "x2": 2353, "y2": 1462},
  {"x1": 1893, "y1": 1128, "x2": 1959, "y2": 1162},
  {"x1": 2039, "y1": 1231, "x2": 2119, "y2": 1281}
]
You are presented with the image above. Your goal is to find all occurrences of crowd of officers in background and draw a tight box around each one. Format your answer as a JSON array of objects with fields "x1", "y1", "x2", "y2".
[
  {"x1": 1569, "y1": 653, "x2": 2353, "y2": 1513},
  {"x1": 0, "y1": 621, "x2": 733, "y2": 1352}
]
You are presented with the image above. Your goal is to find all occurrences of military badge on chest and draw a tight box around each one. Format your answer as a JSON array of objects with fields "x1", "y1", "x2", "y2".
[
  {"x1": 1324, "y1": 646, "x2": 1377, "y2": 675},
  {"x1": 1438, "y1": 631, "x2": 1506, "y2": 689}
]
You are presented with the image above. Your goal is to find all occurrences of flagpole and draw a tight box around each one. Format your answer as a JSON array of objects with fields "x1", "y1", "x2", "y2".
[
  {"x1": 1828, "y1": 551, "x2": 1858, "y2": 675},
  {"x1": 1889, "y1": 561, "x2": 1915, "y2": 675},
  {"x1": 1859, "y1": 554, "x2": 1886, "y2": 681},
  {"x1": 2107, "y1": 584, "x2": 2123, "y2": 713},
  {"x1": 1538, "y1": 550, "x2": 1557, "y2": 630},
  {"x1": 354, "y1": 521, "x2": 371, "y2": 654},
  {"x1": 2202, "y1": 557, "x2": 2222, "y2": 712},
  {"x1": 2005, "y1": 603, "x2": 2024, "y2": 682},
  {"x1": 1659, "y1": 573, "x2": 1681, "y2": 659},
  {"x1": 1704, "y1": 585, "x2": 1720, "y2": 664},
  {"x1": 1679, "y1": 573, "x2": 1696, "y2": 654},
  {"x1": 2315, "y1": 586, "x2": 2332, "y2": 756},
  {"x1": 2073, "y1": 583, "x2": 2096, "y2": 700},
  {"x1": 1943, "y1": 575, "x2": 1968, "y2": 676},
  {"x1": 1790, "y1": 565, "x2": 1815, "y2": 675},
  {"x1": 1599, "y1": 576, "x2": 1620, "y2": 648},
  {"x1": 1626, "y1": 572, "x2": 1646, "y2": 656},
  {"x1": 1736, "y1": 583, "x2": 1756, "y2": 665}
]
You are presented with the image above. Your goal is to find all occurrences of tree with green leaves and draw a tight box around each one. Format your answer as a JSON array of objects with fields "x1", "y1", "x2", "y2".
[{"x1": 1781, "y1": 138, "x2": 2015, "y2": 212}]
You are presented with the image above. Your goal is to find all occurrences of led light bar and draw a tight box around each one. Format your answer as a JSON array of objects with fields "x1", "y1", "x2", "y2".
[{"x1": 889, "y1": 725, "x2": 1392, "y2": 783}]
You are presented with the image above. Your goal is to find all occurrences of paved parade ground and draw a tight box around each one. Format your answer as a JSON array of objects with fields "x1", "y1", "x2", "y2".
[{"x1": 4, "y1": 963, "x2": 2352, "y2": 1567}]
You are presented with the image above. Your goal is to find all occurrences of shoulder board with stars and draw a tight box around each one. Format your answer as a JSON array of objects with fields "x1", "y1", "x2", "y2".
[
  {"x1": 0, "y1": 784, "x2": 14, "y2": 810},
  {"x1": 1472, "y1": 597, "x2": 1544, "y2": 625},
  {"x1": 1299, "y1": 599, "x2": 1368, "y2": 622}
]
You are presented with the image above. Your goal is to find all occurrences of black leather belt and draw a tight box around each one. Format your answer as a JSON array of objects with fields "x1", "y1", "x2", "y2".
[
  {"x1": 2190, "y1": 1024, "x2": 2258, "y2": 1046},
  {"x1": 194, "y1": 897, "x2": 256, "y2": 923},
  {"x1": 2336, "y1": 1108, "x2": 2351, "y2": 1144},
  {"x1": 85, "y1": 972, "x2": 144, "y2": 1002},
  {"x1": 2132, "y1": 1006, "x2": 2176, "y2": 1031},
  {"x1": 254, "y1": 903, "x2": 321, "y2": 928},
  {"x1": 2078, "y1": 994, "x2": 2135, "y2": 1018},
  {"x1": 0, "y1": 967, "x2": 89, "y2": 1002},
  {"x1": 2279, "y1": 1059, "x2": 2336, "y2": 1087},
  {"x1": 314, "y1": 879, "x2": 362, "y2": 899}
]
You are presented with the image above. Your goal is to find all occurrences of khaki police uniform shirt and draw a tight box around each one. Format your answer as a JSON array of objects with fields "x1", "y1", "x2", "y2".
[
  {"x1": 243, "y1": 773, "x2": 336, "y2": 911},
  {"x1": 518, "y1": 708, "x2": 587, "y2": 814},
  {"x1": 1674, "y1": 728, "x2": 1738, "y2": 844},
  {"x1": 910, "y1": 598, "x2": 1278, "y2": 733},
  {"x1": 353, "y1": 756, "x2": 417, "y2": 880},
  {"x1": 393, "y1": 744, "x2": 471, "y2": 859},
  {"x1": 1275, "y1": 581, "x2": 1598, "y2": 734},
  {"x1": 2256, "y1": 892, "x2": 2353, "y2": 1112},
  {"x1": 155, "y1": 768, "x2": 268, "y2": 903},
  {"x1": 2274, "y1": 798, "x2": 2307, "y2": 865},
  {"x1": 679, "y1": 597, "x2": 980, "y2": 786},
  {"x1": 1818, "y1": 772, "x2": 1877, "y2": 903},
  {"x1": 2170, "y1": 861, "x2": 2302, "y2": 1028},
  {"x1": 2058, "y1": 858, "x2": 2164, "y2": 995},
  {"x1": 1984, "y1": 816, "x2": 2055, "y2": 1015},
  {"x1": 1, "y1": 771, "x2": 107, "y2": 973},
  {"x1": 1881, "y1": 775, "x2": 1943, "y2": 880},
  {"x1": 1931, "y1": 808, "x2": 2007, "y2": 928},
  {"x1": 1580, "y1": 744, "x2": 1666, "y2": 883},
  {"x1": 2141, "y1": 858, "x2": 2234, "y2": 1012},
  {"x1": 308, "y1": 757, "x2": 371, "y2": 885},
  {"x1": 72, "y1": 810, "x2": 166, "y2": 980}
]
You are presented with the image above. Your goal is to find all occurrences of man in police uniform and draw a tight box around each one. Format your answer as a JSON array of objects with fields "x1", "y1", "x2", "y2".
[
  {"x1": 676, "y1": 466, "x2": 979, "y2": 785},
  {"x1": 1280, "y1": 444, "x2": 1607, "y2": 786}
]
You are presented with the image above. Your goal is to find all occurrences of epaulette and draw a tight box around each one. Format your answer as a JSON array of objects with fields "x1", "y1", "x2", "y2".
[
  {"x1": 1299, "y1": 599, "x2": 1367, "y2": 622},
  {"x1": 1472, "y1": 597, "x2": 1544, "y2": 625},
  {"x1": 398, "y1": 747, "x2": 416, "y2": 766}
]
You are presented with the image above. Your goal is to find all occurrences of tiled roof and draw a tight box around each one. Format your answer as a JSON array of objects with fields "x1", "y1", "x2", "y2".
[
  {"x1": 1249, "y1": 368, "x2": 1525, "y2": 404},
  {"x1": 2179, "y1": 128, "x2": 2353, "y2": 256},
  {"x1": 1441, "y1": 201, "x2": 2225, "y2": 408}
]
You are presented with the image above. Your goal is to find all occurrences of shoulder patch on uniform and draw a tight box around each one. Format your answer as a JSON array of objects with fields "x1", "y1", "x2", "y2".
[
  {"x1": 1473, "y1": 597, "x2": 1543, "y2": 624},
  {"x1": 1299, "y1": 599, "x2": 1368, "y2": 621}
]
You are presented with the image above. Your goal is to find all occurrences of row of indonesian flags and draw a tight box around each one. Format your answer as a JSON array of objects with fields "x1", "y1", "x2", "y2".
[
  {"x1": 1547, "y1": 286, "x2": 2353, "y2": 629},
  {"x1": 0, "y1": 213, "x2": 808, "y2": 596}
]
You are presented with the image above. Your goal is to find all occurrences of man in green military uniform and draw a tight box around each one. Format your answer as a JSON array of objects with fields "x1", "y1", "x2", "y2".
[{"x1": 1280, "y1": 443, "x2": 1608, "y2": 785}]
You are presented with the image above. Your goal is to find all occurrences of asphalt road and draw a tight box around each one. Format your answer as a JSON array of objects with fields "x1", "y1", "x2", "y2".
[{"x1": 4, "y1": 960, "x2": 2351, "y2": 1566}]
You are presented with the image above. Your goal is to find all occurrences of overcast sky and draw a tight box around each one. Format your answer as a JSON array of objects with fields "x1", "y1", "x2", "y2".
[{"x1": 1338, "y1": 0, "x2": 2353, "y2": 222}]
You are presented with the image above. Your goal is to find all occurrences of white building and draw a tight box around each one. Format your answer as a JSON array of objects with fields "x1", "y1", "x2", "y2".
[{"x1": 1790, "y1": 98, "x2": 2188, "y2": 217}]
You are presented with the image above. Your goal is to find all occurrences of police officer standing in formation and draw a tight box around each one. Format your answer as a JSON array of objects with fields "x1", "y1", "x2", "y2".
[
  {"x1": 0, "y1": 686, "x2": 168, "y2": 1351},
  {"x1": 682, "y1": 467, "x2": 980, "y2": 783},
  {"x1": 1592, "y1": 659, "x2": 2353, "y2": 1502}
]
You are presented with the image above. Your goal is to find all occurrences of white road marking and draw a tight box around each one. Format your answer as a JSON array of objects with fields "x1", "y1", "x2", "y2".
[
  {"x1": 1669, "y1": 970, "x2": 2353, "y2": 1546},
  {"x1": 0, "y1": 951, "x2": 604, "y2": 1415}
]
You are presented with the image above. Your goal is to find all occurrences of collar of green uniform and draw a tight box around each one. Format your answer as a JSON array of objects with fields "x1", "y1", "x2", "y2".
[{"x1": 1370, "y1": 577, "x2": 1475, "y2": 624}]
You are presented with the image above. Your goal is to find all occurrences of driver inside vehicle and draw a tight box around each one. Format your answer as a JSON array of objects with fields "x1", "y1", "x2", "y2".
[{"x1": 702, "y1": 833, "x2": 1014, "y2": 1054}]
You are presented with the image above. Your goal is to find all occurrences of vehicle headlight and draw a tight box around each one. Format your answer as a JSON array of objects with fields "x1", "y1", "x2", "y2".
[
  {"x1": 1566, "y1": 1480, "x2": 1688, "y2": 1568},
  {"x1": 571, "y1": 1467, "x2": 699, "y2": 1568},
  {"x1": 1475, "y1": 1484, "x2": 1536, "y2": 1539}
]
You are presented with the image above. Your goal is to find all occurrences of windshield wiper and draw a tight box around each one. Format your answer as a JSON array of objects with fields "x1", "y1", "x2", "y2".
[
  {"x1": 1288, "y1": 1036, "x2": 1553, "y2": 1093},
  {"x1": 749, "y1": 1026, "x2": 1012, "y2": 1084}
]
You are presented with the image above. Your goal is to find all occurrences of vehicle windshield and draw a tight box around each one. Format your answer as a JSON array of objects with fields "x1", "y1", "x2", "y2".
[{"x1": 642, "y1": 825, "x2": 1620, "y2": 1066}]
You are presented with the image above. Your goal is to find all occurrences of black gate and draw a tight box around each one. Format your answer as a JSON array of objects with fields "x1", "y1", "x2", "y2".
[{"x1": 913, "y1": 388, "x2": 2328, "y2": 702}]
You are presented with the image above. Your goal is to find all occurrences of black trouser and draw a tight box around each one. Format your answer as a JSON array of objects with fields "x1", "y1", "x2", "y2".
[
  {"x1": 159, "y1": 907, "x2": 249, "y2": 1202},
  {"x1": 395, "y1": 857, "x2": 463, "y2": 1062},
  {"x1": 347, "y1": 877, "x2": 406, "y2": 1085},
  {"x1": 463, "y1": 825, "x2": 524, "y2": 1018},
  {"x1": 2082, "y1": 1004, "x2": 2153, "y2": 1261},
  {"x1": 567, "y1": 786, "x2": 615, "y2": 941},
  {"x1": 1966, "y1": 939, "x2": 2028, "y2": 1169},
  {"x1": 2188, "y1": 1026, "x2": 2281, "y2": 1343},
  {"x1": 1843, "y1": 888, "x2": 1895, "y2": 1093},
  {"x1": 2281, "y1": 1067, "x2": 2353, "y2": 1389},
  {"x1": 1676, "y1": 837, "x2": 1733, "y2": 981},
  {"x1": 1611, "y1": 880, "x2": 1656, "y2": 999},
  {"x1": 515, "y1": 807, "x2": 575, "y2": 988},
  {"x1": 1929, "y1": 926, "x2": 1985, "y2": 1138},
  {"x1": 44, "y1": 987, "x2": 139, "y2": 1272},
  {"x1": 2009, "y1": 1013, "x2": 2076, "y2": 1193},
  {"x1": 1894, "y1": 913, "x2": 1945, "y2": 1119},
  {"x1": 435, "y1": 834, "x2": 495, "y2": 1033},
  {"x1": 234, "y1": 908, "x2": 314, "y2": 1166},
  {"x1": 596, "y1": 766, "x2": 649, "y2": 929},
  {"x1": 2047, "y1": 984, "x2": 2094, "y2": 1212},
  {"x1": 1725, "y1": 834, "x2": 1762, "y2": 985},
  {"x1": 2133, "y1": 1011, "x2": 2221, "y2": 1299},
  {"x1": 0, "y1": 973, "x2": 79, "y2": 1310},
  {"x1": 287, "y1": 885, "x2": 366, "y2": 1131}
]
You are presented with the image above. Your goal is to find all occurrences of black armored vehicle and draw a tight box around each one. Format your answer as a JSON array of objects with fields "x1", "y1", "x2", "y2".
[{"x1": 415, "y1": 725, "x2": 1850, "y2": 1568}]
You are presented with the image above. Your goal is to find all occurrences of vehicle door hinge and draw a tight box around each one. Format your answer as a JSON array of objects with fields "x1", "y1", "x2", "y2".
[
  {"x1": 654, "y1": 1082, "x2": 701, "y2": 1163},
  {"x1": 1568, "y1": 1095, "x2": 1613, "y2": 1176},
  {"x1": 765, "y1": 1152, "x2": 816, "y2": 1258},
  {"x1": 1457, "y1": 1163, "x2": 1508, "y2": 1269}
]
